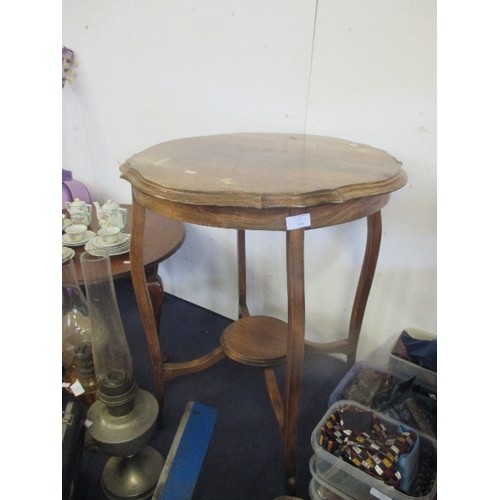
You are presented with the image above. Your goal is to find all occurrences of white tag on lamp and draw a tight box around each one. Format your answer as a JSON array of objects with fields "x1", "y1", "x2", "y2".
[{"x1": 70, "y1": 379, "x2": 85, "y2": 397}]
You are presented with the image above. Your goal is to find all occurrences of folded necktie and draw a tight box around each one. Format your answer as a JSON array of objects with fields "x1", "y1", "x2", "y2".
[{"x1": 319, "y1": 405, "x2": 419, "y2": 493}]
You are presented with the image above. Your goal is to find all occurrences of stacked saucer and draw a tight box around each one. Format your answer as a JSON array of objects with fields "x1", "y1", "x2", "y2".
[
  {"x1": 62, "y1": 224, "x2": 96, "y2": 247},
  {"x1": 62, "y1": 246, "x2": 75, "y2": 263},
  {"x1": 85, "y1": 231, "x2": 131, "y2": 256}
]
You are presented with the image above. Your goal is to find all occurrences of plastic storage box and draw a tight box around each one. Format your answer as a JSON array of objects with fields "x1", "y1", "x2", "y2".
[
  {"x1": 309, "y1": 459, "x2": 356, "y2": 500},
  {"x1": 388, "y1": 328, "x2": 437, "y2": 389},
  {"x1": 311, "y1": 400, "x2": 437, "y2": 500},
  {"x1": 327, "y1": 361, "x2": 436, "y2": 440},
  {"x1": 309, "y1": 476, "x2": 341, "y2": 500}
]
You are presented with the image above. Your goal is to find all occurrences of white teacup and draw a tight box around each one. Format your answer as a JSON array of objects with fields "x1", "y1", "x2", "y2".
[
  {"x1": 65, "y1": 224, "x2": 88, "y2": 242},
  {"x1": 62, "y1": 213, "x2": 72, "y2": 231},
  {"x1": 97, "y1": 226, "x2": 121, "y2": 244}
]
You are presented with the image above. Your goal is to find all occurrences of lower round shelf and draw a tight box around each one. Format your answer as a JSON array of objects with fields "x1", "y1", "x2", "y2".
[{"x1": 220, "y1": 315, "x2": 288, "y2": 366}]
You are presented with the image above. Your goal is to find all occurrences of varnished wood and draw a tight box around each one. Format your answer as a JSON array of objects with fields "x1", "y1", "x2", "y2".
[
  {"x1": 70, "y1": 204, "x2": 184, "y2": 281},
  {"x1": 145, "y1": 268, "x2": 164, "y2": 331},
  {"x1": 119, "y1": 133, "x2": 407, "y2": 494},
  {"x1": 129, "y1": 201, "x2": 165, "y2": 408},
  {"x1": 130, "y1": 188, "x2": 390, "y2": 231},
  {"x1": 121, "y1": 133, "x2": 406, "y2": 208},
  {"x1": 237, "y1": 230, "x2": 249, "y2": 317},
  {"x1": 162, "y1": 346, "x2": 226, "y2": 382},
  {"x1": 69, "y1": 204, "x2": 185, "y2": 331},
  {"x1": 347, "y1": 211, "x2": 383, "y2": 363},
  {"x1": 220, "y1": 316, "x2": 288, "y2": 366},
  {"x1": 264, "y1": 367, "x2": 284, "y2": 432},
  {"x1": 283, "y1": 225, "x2": 306, "y2": 495}
]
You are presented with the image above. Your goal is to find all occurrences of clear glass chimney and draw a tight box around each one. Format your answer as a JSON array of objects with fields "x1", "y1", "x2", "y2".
[{"x1": 80, "y1": 252, "x2": 134, "y2": 410}]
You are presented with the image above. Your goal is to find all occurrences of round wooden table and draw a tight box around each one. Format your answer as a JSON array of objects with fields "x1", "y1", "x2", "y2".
[
  {"x1": 66, "y1": 204, "x2": 185, "y2": 328},
  {"x1": 119, "y1": 133, "x2": 407, "y2": 495}
]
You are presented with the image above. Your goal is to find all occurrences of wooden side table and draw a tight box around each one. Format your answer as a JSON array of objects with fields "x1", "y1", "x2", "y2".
[
  {"x1": 68, "y1": 204, "x2": 185, "y2": 328},
  {"x1": 119, "y1": 133, "x2": 407, "y2": 494}
]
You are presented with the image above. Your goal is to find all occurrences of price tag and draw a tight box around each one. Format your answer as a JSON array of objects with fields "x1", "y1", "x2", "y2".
[
  {"x1": 285, "y1": 213, "x2": 311, "y2": 230},
  {"x1": 70, "y1": 379, "x2": 85, "y2": 397}
]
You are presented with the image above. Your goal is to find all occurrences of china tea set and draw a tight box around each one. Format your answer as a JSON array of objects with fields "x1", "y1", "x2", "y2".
[{"x1": 62, "y1": 199, "x2": 130, "y2": 262}]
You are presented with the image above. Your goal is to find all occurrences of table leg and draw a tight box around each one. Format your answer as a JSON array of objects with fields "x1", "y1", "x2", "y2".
[
  {"x1": 237, "y1": 230, "x2": 250, "y2": 318},
  {"x1": 346, "y1": 210, "x2": 382, "y2": 365},
  {"x1": 145, "y1": 264, "x2": 164, "y2": 333},
  {"x1": 145, "y1": 265, "x2": 168, "y2": 362},
  {"x1": 284, "y1": 227, "x2": 305, "y2": 495},
  {"x1": 129, "y1": 199, "x2": 165, "y2": 412}
]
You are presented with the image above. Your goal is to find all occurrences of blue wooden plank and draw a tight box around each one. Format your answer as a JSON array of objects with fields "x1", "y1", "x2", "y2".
[{"x1": 153, "y1": 401, "x2": 218, "y2": 500}]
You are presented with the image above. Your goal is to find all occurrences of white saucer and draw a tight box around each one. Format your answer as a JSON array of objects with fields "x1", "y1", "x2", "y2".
[
  {"x1": 93, "y1": 233, "x2": 130, "y2": 249},
  {"x1": 62, "y1": 246, "x2": 75, "y2": 263},
  {"x1": 62, "y1": 230, "x2": 96, "y2": 246},
  {"x1": 85, "y1": 238, "x2": 130, "y2": 257}
]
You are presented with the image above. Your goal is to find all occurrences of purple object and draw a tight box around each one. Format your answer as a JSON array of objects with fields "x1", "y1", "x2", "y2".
[{"x1": 62, "y1": 169, "x2": 91, "y2": 210}]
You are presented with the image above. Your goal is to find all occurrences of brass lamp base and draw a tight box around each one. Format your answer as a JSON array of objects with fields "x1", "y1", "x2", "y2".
[{"x1": 101, "y1": 446, "x2": 164, "y2": 500}]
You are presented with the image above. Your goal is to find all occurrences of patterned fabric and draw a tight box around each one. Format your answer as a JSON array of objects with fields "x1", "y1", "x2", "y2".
[
  {"x1": 392, "y1": 330, "x2": 437, "y2": 372},
  {"x1": 384, "y1": 395, "x2": 436, "y2": 438},
  {"x1": 319, "y1": 405, "x2": 418, "y2": 490},
  {"x1": 407, "y1": 445, "x2": 437, "y2": 497},
  {"x1": 341, "y1": 367, "x2": 437, "y2": 438},
  {"x1": 342, "y1": 367, "x2": 399, "y2": 407}
]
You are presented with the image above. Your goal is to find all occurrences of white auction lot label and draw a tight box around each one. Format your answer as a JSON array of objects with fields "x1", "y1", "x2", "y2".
[{"x1": 286, "y1": 213, "x2": 311, "y2": 230}]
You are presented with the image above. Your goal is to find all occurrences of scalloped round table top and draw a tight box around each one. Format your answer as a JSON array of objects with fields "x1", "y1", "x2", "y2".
[{"x1": 120, "y1": 133, "x2": 407, "y2": 209}]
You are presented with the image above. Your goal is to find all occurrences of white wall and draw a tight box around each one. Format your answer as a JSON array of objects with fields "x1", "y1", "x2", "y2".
[{"x1": 62, "y1": 0, "x2": 436, "y2": 365}]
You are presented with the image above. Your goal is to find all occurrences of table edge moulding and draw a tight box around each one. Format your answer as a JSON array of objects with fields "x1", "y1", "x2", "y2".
[{"x1": 119, "y1": 132, "x2": 407, "y2": 495}]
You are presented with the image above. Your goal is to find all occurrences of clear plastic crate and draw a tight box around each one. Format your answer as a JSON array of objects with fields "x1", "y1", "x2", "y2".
[
  {"x1": 327, "y1": 361, "x2": 436, "y2": 440},
  {"x1": 309, "y1": 477, "x2": 335, "y2": 500},
  {"x1": 388, "y1": 328, "x2": 436, "y2": 389},
  {"x1": 328, "y1": 361, "x2": 409, "y2": 407},
  {"x1": 311, "y1": 400, "x2": 437, "y2": 500},
  {"x1": 310, "y1": 456, "x2": 363, "y2": 499}
]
